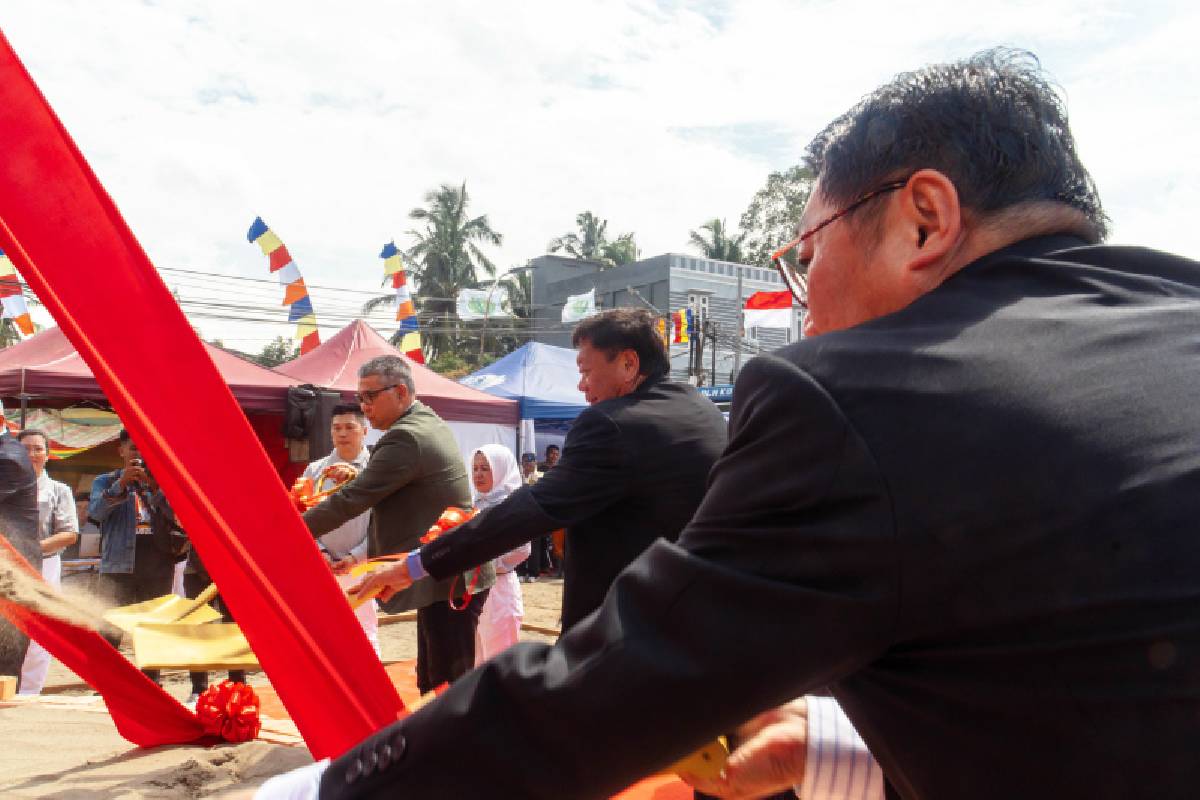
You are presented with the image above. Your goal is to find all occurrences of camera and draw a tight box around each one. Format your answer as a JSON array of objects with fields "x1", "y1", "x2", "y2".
[{"x1": 131, "y1": 457, "x2": 153, "y2": 485}]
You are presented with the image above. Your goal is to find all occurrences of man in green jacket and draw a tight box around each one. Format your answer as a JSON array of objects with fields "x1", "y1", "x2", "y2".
[{"x1": 303, "y1": 354, "x2": 493, "y2": 692}]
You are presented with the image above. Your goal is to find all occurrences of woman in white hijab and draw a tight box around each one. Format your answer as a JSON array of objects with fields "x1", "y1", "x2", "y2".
[{"x1": 471, "y1": 443, "x2": 530, "y2": 665}]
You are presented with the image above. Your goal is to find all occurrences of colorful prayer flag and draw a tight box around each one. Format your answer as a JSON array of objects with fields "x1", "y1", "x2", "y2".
[
  {"x1": 673, "y1": 309, "x2": 690, "y2": 344},
  {"x1": 247, "y1": 217, "x2": 320, "y2": 353},
  {"x1": 379, "y1": 242, "x2": 423, "y2": 363},
  {"x1": 0, "y1": 249, "x2": 34, "y2": 335}
]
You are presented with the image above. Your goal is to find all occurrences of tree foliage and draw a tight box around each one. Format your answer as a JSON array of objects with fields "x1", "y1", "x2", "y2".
[
  {"x1": 253, "y1": 335, "x2": 300, "y2": 367},
  {"x1": 548, "y1": 211, "x2": 639, "y2": 269},
  {"x1": 363, "y1": 182, "x2": 503, "y2": 360},
  {"x1": 738, "y1": 165, "x2": 816, "y2": 267},
  {"x1": 688, "y1": 218, "x2": 747, "y2": 263}
]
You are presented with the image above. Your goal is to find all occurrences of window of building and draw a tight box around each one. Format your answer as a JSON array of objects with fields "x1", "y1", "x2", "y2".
[{"x1": 688, "y1": 293, "x2": 710, "y2": 318}]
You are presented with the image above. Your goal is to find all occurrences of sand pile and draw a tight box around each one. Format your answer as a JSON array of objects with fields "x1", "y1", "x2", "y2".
[{"x1": 0, "y1": 549, "x2": 111, "y2": 633}]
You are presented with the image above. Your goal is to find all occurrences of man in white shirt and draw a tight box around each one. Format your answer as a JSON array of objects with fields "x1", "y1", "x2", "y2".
[
  {"x1": 301, "y1": 404, "x2": 380, "y2": 659},
  {"x1": 16, "y1": 428, "x2": 78, "y2": 695}
]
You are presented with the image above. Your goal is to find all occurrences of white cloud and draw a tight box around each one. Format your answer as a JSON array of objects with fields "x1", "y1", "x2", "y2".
[{"x1": 4, "y1": 0, "x2": 1197, "y2": 349}]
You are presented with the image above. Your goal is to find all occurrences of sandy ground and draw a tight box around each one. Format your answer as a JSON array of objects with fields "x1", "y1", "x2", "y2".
[{"x1": 0, "y1": 577, "x2": 563, "y2": 798}]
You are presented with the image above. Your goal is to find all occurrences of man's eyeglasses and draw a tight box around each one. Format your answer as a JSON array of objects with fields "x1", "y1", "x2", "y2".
[
  {"x1": 771, "y1": 179, "x2": 909, "y2": 308},
  {"x1": 355, "y1": 384, "x2": 399, "y2": 404}
]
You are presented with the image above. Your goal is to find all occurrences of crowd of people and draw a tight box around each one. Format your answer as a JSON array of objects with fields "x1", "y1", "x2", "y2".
[{"x1": 4, "y1": 46, "x2": 1200, "y2": 800}]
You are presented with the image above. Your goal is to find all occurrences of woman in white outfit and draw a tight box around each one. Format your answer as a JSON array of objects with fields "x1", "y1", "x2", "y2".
[
  {"x1": 471, "y1": 443, "x2": 530, "y2": 666},
  {"x1": 16, "y1": 429, "x2": 78, "y2": 695}
]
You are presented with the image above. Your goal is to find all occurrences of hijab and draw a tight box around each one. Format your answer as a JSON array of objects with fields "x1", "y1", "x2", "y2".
[{"x1": 473, "y1": 443, "x2": 522, "y2": 511}]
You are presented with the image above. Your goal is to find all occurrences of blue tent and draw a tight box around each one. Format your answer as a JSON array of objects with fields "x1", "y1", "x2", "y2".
[{"x1": 460, "y1": 342, "x2": 587, "y2": 420}]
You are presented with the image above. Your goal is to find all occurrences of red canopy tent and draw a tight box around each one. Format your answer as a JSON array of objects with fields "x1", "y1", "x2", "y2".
[
  {"x1": 0, "y1": 326, "x2": 297, "y2": 479},
  {"x1": 0, "y1": 325, "x2": 295, "y2": 411},
  {"x1": 275, "y1": 319, "x2": 518, "y2": 425}
]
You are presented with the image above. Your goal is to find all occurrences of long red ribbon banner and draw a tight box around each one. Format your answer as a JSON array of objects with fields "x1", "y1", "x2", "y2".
[
  {"x1": 0, "y1": 535, "x2": 204, "y2": 746},
  {"x1": 0, "y1": 30, "x2": 404, "y2": 757}
]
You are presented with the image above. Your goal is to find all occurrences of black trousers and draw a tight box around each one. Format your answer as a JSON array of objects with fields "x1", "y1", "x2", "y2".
[
  {"x1": 519, "y1": 536, "x2": 554, "y2": 577},
  {"x1": 183, "y1": 571, "x2": 246, "y2": 695},
  {"x1": 95, "y1": 536, "x2": 177, "y2": 684},
  {"x1": 415, "y1": 591, "x2": 487, "y2": 694}
]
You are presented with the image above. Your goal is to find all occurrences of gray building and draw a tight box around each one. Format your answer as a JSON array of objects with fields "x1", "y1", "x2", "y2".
[{"x1": 530, "y1": 253, "x2": 801, "y2": 385}]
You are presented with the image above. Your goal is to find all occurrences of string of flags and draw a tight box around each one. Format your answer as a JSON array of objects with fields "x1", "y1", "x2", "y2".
[
  {"x1": 672, "y1": 308, "x2": 693, "y2": 344},
  {"x1": 0, "y1": 248, "x2": 35, "y2": 336},
  {"x1": 247, "y1": 217, "x2": 321, "y2": 355},
  {"x1": 380, "y1": 242, "x2": 424, "y2": 364}
]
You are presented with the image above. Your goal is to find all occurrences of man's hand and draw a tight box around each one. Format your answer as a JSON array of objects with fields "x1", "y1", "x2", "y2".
[
  {"x1": 683, "y1": 697, "x2": 808, "y2": 799},
  {"x1": 321, "y1": 463, "x2": 357, "y2": 485},
  {"x1": 117, "y1": 463, "x2": 147, "y2": 489},
  {"x1": 329, "y1": 556, "x2": 356, "y2": 575},
  {"x1": 349, "y1": 560, "x2": 413, "y2": 602}
]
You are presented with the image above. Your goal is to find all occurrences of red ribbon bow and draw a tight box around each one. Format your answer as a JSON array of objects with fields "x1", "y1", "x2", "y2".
[
  {"x1": 196, "y1": 680, "x2": 262, "y2": 743},
  {"x1": 419, "y1": 507, "x2": 476, "y2": 544}
]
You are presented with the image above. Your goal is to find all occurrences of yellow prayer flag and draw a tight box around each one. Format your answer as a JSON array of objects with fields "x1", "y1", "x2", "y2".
[{"x1": 255, "y1": 230, "x2": 284, "y2": 255}]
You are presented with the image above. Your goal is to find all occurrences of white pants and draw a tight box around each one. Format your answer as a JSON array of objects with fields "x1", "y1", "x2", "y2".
[
  {"x1": 18, "y1": 554, "x2": 61, "y2": 695},
  {"x1": 336, "y1": 572, "x2": 381, "y2": 660},
  {"x1": 475, "y1": 570, "x2": 524, "y2": 666}
]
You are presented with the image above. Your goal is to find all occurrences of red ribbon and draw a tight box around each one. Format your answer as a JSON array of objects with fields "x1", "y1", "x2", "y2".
[
  {"x1": 418, "y1": 506, "x2": 475, "y2": 545},
  {"x1": 196, "y1": 681, "x2": 263, "y2": 743}
]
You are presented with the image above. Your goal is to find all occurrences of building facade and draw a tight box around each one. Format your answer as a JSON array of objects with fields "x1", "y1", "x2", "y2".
[{"x1": 530, "y1": 253, "x2": 801, "y2": 385}]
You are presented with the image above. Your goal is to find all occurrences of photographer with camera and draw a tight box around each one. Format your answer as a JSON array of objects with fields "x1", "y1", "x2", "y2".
[{"x1": 89, "y1": 428, "x2": 183, "y2": 684}]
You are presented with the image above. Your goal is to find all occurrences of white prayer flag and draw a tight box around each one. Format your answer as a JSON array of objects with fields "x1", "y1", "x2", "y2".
[
  {"x1": 561, "y1": 288, "x2": 598, "y2": 323},
  {"x1": 456, "y1": 286, "x2": 514, "y2": 321}
]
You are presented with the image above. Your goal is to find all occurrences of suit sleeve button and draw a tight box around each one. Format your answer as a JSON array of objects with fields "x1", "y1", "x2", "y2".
[
  {"x1": 391, "y1": 733, "x2": 407, "y2": 761},
  {"x1": 377, "y1": 743, "x2": 393, "y2": 770},
  {"x1": 345, "y1": 757, "x2": 364, "y2": 783}
]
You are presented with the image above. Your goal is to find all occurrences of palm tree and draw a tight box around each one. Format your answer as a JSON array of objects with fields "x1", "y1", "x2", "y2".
[
  {"x1": 363, "y1": 182, "x2": 502, "y2": 359},
  {"x1": 688, "y1": 218, "x2": 746, "y2": 263},
  {"x1": 548, "y1": 211, "x2": 609, "y2": 261},
  {"x1": 601, "y1": 232, "x2": 639, "y2": 267},
  {"x1": 548, "y1": 212, "x2": 639, "y2": 269}
]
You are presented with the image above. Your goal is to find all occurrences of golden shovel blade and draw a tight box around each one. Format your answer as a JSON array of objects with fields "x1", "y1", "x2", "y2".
[
  {"x1": 102, "y1": 584, "x2": 223, "y2": 635},
  {"x1": 131, "y1": 622, "x2": 259, "y2": 671}
]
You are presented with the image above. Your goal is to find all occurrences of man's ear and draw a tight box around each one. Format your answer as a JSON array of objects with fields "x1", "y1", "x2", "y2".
[
  {"x1": 623, "y1": 349, "x2": 641, "y2": 376},
  {"x1": 893, "y1": 169, "x2": 965, "y2": 284}
]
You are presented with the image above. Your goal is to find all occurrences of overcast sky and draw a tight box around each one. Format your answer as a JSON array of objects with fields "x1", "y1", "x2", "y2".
[{"x1": 4, "y1": 1, "x2": 1197, "y2": 350}]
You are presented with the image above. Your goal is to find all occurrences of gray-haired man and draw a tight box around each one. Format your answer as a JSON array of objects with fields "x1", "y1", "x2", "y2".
[{"x1": 301, "y1": 355, "x2": 493, "y2": 692}]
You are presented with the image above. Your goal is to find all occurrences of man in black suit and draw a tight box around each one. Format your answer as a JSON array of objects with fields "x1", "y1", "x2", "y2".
[
  {"x1": 0, "y1": 398, "x2": 40, "y2": 679},
  {"x1": 257, "y1": 49, "x2": 1200, "y2": 800},
  {"x1": 352, "y1": 307, "x2": 728, "y2": 631}
]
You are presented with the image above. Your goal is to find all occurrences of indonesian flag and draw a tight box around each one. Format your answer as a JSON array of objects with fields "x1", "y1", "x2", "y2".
[{"x1": 743, "y1": 290, "x2": 792, "y2": 329}]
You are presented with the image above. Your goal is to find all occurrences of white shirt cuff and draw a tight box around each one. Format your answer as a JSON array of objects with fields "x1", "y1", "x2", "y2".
[
  {"x1": 797, "y1": 695, "x2": 884, "y2": 800},
  {"x1": 254, "y1": 757, "x2": 330, "y2": 800}
]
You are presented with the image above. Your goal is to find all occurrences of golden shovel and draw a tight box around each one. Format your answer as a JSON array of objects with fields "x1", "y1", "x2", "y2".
[
  {"x1": 102, "y1": 582, "x2": 223, "y2": 635},
  {"x1": 131, "y1": 622, "x2": 259, "y2": 671}
]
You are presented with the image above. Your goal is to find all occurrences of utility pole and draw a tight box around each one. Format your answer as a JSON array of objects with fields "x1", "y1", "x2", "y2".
[
  {"x1": 731, "y1": 265, "x2": 743, "y2": 383},
  {"x1": 709, "y1": 320, "x2": 718, "y2": 385}
]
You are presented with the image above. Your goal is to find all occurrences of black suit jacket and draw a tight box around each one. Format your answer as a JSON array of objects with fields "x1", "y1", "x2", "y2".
[
  {"x1": 421, "y1": 374, "x2": 728, "y2": 629},
  {"x1": 0, "y1": 429, "x2": 40, "y2": 678},
  {"x1": 320, "y1": 237, "x2": 1200, "y2": 799},
  {"x1": 0, "y1": 431, "x2": 39, "y2": 566}
]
